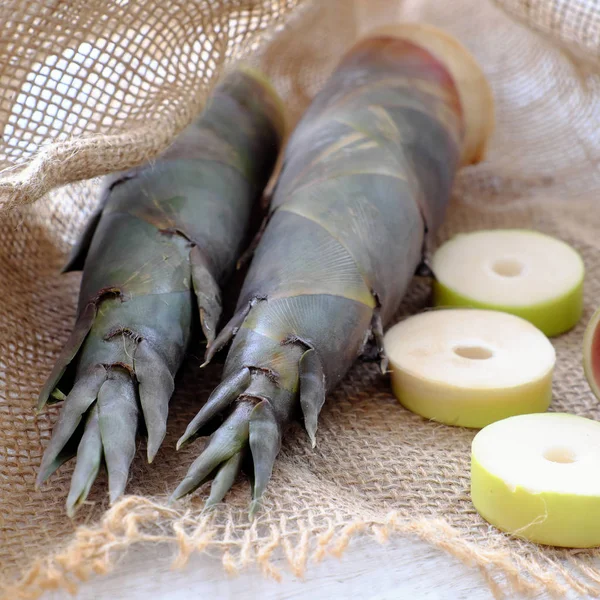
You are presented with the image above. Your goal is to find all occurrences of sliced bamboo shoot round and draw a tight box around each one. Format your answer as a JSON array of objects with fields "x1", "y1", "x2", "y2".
[
  {"x1": 471, "y1": 413, "x2": 600, "y2": 547},
  {"x1": 583, "y1": 307, "x2": 600, "y2": 401},
  {"x1": 431, "y1": 230, "x2": 584, "y2": 337},
  {"x1": 383, "y1": 309, "x2": 555, "y2": 428}
]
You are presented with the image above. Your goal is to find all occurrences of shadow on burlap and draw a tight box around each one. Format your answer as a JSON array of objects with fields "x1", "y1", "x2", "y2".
[{"x1": 1, "y1": 0, "x2": 600, "y2": 598}]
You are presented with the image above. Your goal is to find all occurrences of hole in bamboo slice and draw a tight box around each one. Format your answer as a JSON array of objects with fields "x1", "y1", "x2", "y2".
[
  {"x1": 543, "y1": 446, "x2": 577, "y2": 464},
  {"x1": 453, "y1": 345, "x2": 494, "y2": 360},
  {"x1": 492, "y1": 258, "x2": 524, "y2": 277}
]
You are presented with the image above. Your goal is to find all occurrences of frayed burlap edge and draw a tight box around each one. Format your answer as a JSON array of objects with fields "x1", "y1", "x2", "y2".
[{"x1": 4, "y1": 496, "x2": 600, "y2": 600}]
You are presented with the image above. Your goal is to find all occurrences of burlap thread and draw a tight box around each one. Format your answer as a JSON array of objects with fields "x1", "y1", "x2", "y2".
[{"x1": 2, "y1": 0, "x2": 600, "y2": 598}]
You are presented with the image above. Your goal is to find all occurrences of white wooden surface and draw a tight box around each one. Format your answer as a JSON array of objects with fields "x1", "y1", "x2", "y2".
[{"x1": 44, "y1": 536, "x2": 585, "y2": 600}]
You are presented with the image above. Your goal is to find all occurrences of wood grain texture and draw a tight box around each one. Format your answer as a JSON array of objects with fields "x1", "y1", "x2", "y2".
[{"x1": 43, "y1": 537, "x2": 589, "y2": 600}]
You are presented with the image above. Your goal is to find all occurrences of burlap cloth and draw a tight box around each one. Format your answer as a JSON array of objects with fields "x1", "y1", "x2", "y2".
[{"x1": 1, "y1": 0, "x2": 600, "y2": 598}]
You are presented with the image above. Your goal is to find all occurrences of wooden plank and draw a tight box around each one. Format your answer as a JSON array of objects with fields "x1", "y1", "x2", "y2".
[{"x1": 43, "y1": 536, "x2": 586, "y2": 600}]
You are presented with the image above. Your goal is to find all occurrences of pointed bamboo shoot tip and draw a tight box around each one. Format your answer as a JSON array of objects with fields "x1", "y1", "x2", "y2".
[
  {"x1": 170, "y1": 477, "x2": 193, "y2": 502},
  {"x1": 36, "y1": 462, "x2": 53, "y2": 488},
  {"x1": 176, "y1": 428, "x2": 193, "y2": 451},
  {"x1": 203, "y1": 499, "x2": 218, "y2": 512},
  {"x1": 147, "y1": 448, "x2": 157, "y2": 464},
  {"x1": 380, "y1": 357, "x2": 389, "y2": 376},
  {"x1": 109, "y1": 488, "x2": 123, "y2": 505},
  {"x1": 66, "y1": 501, "x2": 78, "y2": 519},
  {"x1": 249, "y1": 499, "x2": 261, "y2": 520}
]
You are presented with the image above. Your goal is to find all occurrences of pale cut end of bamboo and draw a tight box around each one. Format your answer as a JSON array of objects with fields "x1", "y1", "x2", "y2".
[{"x1": 362, "y1": 23, "x2": 496, "y2": 167}]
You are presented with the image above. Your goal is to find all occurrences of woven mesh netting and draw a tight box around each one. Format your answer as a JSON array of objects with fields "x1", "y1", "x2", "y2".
[{"x1": 1, "y1": 0, "x2": 600, "y2": 598}]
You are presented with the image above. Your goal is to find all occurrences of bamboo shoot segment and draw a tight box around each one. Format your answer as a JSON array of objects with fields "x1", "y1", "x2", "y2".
[
  {"x1": 383, "y1": 309, "x2": 555, "y2": 428},
  {"x1": 471, "y1": 413, "x2": 600, "y2": 548},
  {"x1": 37, "y1": 67, "x2": 285, "y2": 512},
  {"x1": 174, "y1": 24, "x2": 495, "y2": 508},
  {"x1": 432, "y1": 230, "x2": 584, "y2": 337}
]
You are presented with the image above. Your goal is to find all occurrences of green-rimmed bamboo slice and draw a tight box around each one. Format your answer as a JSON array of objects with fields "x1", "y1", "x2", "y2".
[
  {"x1": 383, "y1": 309, "x2": 555, "y2": 428},
  {"x1": 471, "y1": 413, "x2": 600, "y2": 548},
  {"x1": 432, "y1": 230, "x2": 584, "y2": 337}
]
